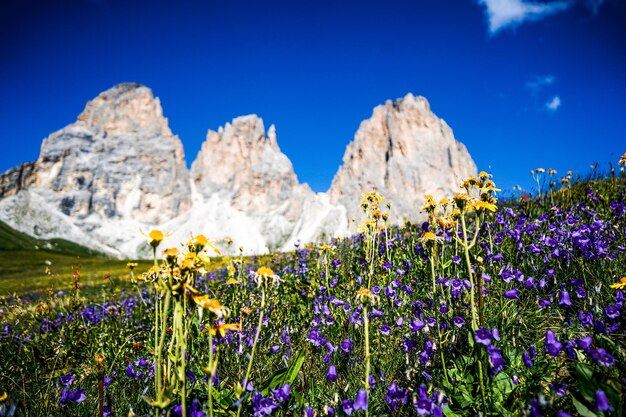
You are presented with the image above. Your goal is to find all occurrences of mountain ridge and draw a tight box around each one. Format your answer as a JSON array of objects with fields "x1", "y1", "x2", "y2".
[{"x1": 0, "y1": 83, "x2": 476, "y2": 258}]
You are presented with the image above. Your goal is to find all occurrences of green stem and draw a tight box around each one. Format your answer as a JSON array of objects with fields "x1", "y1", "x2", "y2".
[
  {"x1": 461, "y1": 213, "x2": 487, "y2": 409},
  {"x1": 237, "y1": 286, "x2": 266, "y2": 417},
  {"x1": 363, "y1": 303, "x2": 370, "y2": 417},
  {"x1": 208, "y1": 330, "x2": 215, "y2": 417},
  {"x1": 460, "y1": 214, "x2": 478, "y2": 331},
  {"x1": 158, "y1": 291, "x2": 172, "y2": 398}
]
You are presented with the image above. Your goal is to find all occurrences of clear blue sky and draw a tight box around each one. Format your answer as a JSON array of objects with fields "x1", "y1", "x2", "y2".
[{"x1": 1, "y1": 0, "x2": 624, "y2": 195}]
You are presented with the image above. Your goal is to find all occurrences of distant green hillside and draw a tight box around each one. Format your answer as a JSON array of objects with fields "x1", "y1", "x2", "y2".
[{"x1": 0, "y1": 218, "x2": 103, "y2": 257}]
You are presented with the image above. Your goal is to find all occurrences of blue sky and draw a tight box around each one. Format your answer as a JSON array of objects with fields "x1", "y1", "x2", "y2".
[{"x1": 1, "y1": 0, "x2": 624, "y2": 195}]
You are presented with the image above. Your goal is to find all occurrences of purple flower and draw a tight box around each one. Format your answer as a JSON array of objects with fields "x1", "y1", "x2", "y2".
[
  {"x1": 474, "y1": 327, "x2": 492, "y2": 346},
  {"x1": 385, "y1": 382, "x2": 408, "y2": 412},
  {"x1": 595, "y1": 390, "x2": 612, "y2": 411},
  {"x1": 340, "y1": 339, "x2": 353, "y2": 354},
  {"x1": 410, "y1": 319, "x2": 425, "y2": 333},
  {"x1": 504, "y1": 288, "x2": 520, "y2": 300},
  {"x1": 538, "y1": 298, "x2": 552, "y2": 308},
  {"x1": 604, "y1": 305, "x2": 620, "y2": 319},
  {"x1": 545, "y1": 330, "x2": 562, "y2": 357},
  {"x1": 522, "y1": 351, "x2": 533, "y2": 367},
  {"x1": 594, "y1": 319, "x2": 606, "y2": 334},
  {"x1": 492, "y1": 327, "x2": 500, "y2": 341},
  {"x1": 251, "y1": 391, "x2": 279, "y2": 416},
  {"x1": 453, "y1": 316, "x2": 465, "y2": 328},
  {"x1": 579, "y1": 311, "x2": 594, "y2": 327},
  {"x1": 590, "y1": 348, "x2": 615, "y2": 367},
  {"x1": 576, "y1": 336, "x2": 593, "y2": 352},
  {"x1": 558, "y1": 290, "x2": 572, "y2": 307},
  {"x1": 556, "y1": 412, "x2": 572, "y2": 417},
  {"x1": 402, "y1": 338, "x2": 417, "y2": 352},
  {"x1": 550, "y1": 383, "x2": 567, "y2": 397},
  {"x1": 342, "y1": 399, "x2": 354, "y2": 416},
  {"x1": 326, "y1": 365, "x2": 338, "y2": 382},
  {"x1": 354, "y1": 389, "x2": 368, "y2": 411},
  {"x1": 68, "y1": 389, "x2": 86, "y2": 404},
  {"x1": 60, "y1": 372, "x2": 75, "y2": 387},
  {"x1": 415, "y1": 398, "x2": 432, "y2": 415},
  {"x1": 380, "y1": 324, "x2": 391, "y2": 336},
  {"x1": 487, "y1": 345, "x2": 506, "y2": 376},
  {"x1": 126, "y1": 363, "x2": 136, "y2": 379},
  {"x1": 272, "y1": 383, "x2": 291, "y2": 402}
]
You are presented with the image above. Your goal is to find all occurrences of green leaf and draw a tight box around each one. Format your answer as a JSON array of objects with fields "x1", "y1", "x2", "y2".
[
  {"x1": 493, "y1": 372, "x2": 514, "y2": 397},
  {"x1": 571, "y1": 394, "x2": 598, "y2": 417},
  {"x1": 259, "y1": 349, "x2": 307, "y2": 396},
  {"x1": 442, "y1": 405, "x2": 462, "y2": 417}
]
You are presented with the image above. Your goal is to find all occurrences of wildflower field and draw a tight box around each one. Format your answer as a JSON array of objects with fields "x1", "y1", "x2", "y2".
[{"x1": 1, "y1": 167, "x2": 625, "y2": 417}]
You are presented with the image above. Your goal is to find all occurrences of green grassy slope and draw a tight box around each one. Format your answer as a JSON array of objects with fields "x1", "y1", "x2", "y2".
[
  {"x1": 0, "y1": 218, "x2": 103, "y2": 256},
  {"x1": 0, "y1": 250, "x2": 154, "y2": 295}
]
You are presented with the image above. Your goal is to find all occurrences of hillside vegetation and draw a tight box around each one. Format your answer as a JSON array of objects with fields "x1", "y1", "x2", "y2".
[{"x1": 0, "y1": 170, "x2": 625, "y2": 417}]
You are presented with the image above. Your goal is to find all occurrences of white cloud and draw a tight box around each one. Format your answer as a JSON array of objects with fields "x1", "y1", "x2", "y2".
[
  {"x1": 478, "y1": 0, "x2": 572, "y2": 34},
  {"x1": 526, "y1": 74, "x2": 556, "y2": 93},
  {"x1": 545, "y1": 95, "x2": 561, "y2": 111}
]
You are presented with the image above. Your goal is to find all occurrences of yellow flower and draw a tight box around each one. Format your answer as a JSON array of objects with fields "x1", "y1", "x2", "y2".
[
  {"x1": 482, "y1": 180, "x2": 501, "y2": 193},
  {"x1": 163, "y1": 247, "x2": 179, "y2": 258},
  {"x1": 478, "y1": 171, "x2": 490, "y2": 180},
  {"x1": 421, "y1": 195, "x2": 437, "y2": 212},
  {"x1": 609, "y1": 277, "x2": 626, "y2": 290},
  {"x1": 208, "y1": 322, "x2": 241, "y2": 337},
  {"x1": 141, "y1": 229, "x2": 167, "y2": 248},
  {"x1": 126, "y1": 262, "x2": 138, "y2": 270},
  {"x1": 0, "y1": 392, "x2": 7, "y2": 402},
  {"x1": 436, "y1": 216, "x2": 455, "y2": 230},
  {"x1": 536, "y1": 168, "x2": 545, "y2": 173},
  {"x1": 453, "y1": 193, "x2": 469, "y2": 211},
  {"x1": 619, "y1": 152, "x2": 626, "y2": 166},
  {"x1": 473, "y1": 200, "x2": 497, "y2": 212},
  {"x1": 187, "y1": 234, "x2": 208, "y2": 250},
  {"x1": 462, "y1": 177, "x2": 480, "y2": 189},
  {"x1": 422, "y1": 231, "x2": 438, "y2": 242},
  {"x1": 356, "y1": 287, "x2": 378, "y2": 304},
  {"x1": 257, "y1": 266, "x2": 274, "y2": 277},
  {"x1": 254, "y1": 266, "x2": 282, "y2": 286},
  {"x1": 548, "y1": 168, "x2": 557, "y2": 175},
  {"x1": 226, "y1": 277, "x2": 239, "y2": 285},
  {"x1": 179, "y1": 252, "x2": 197, "y2": 270},
  {"x1": 192, "y1": 295, "x2": 229, "y2": 317},
  {"x1": 142, "y1": 265, "x2": 161, "y2": 282}
]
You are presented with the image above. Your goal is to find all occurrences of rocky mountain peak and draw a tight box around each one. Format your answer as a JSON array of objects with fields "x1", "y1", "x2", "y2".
[
  {"x1": 329, "y1": 93, "x2": 477, "y2": 229},
  {"x1": 191, "y1": 115, "x2": 300, "y2": 201},
  {"x1": 76, "y1": 83, "x2": 171, "y2": 137},
  {"x1": 0, "y1": 84, "x2": 477, "y2": 258},
  {"x1": 190, "y1": 115, "x2": 313, "y2": 249}
]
